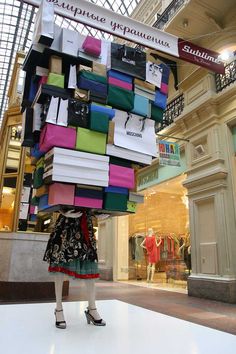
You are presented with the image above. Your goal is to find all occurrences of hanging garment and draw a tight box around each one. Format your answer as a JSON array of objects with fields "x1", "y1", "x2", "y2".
[{"x1": 134, "y1": 235, "x2": 144, "y2": 262}]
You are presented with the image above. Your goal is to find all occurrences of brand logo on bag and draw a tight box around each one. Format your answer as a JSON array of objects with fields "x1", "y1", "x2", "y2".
[
  {"x1": 126, "y1": 131, "x2": 142, "y2": 138},
  {"x1": 122, "y1": 58, "x2": 135, "y2": 65}
]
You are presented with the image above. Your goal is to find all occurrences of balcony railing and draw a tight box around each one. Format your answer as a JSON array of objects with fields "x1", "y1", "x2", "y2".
[
  {"x1": 215, "y1": 59, "x2": 236, "y2": 93},
  {"x1": 156, "y1": 94, "x2": 184, "y2": 132},
  {"x1": 153, "y1": 0, "x2": 185, "y2": 30}
]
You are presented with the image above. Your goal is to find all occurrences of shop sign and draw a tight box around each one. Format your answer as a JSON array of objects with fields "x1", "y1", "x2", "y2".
[
  {"x1": 178, "y1": 39, "x2": 225, "y2": 75},
  {"x1": 136, "y1": 163, "x2": 158, "y2": 190},
  {"x1": 23, "y1": 0, "x2": 225, "y2": 74},
  {"x1": 158, "y1": 140, "x2": 180, "y2": 167}
]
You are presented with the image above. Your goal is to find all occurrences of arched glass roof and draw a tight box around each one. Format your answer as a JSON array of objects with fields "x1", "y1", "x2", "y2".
[{"x1": 0, "y1": 0, "x2": 142, "y2": 126}]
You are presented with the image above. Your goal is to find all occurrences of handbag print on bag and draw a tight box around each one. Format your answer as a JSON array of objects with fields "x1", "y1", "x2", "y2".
[{"x1": 67, "y1": 99, "x2": 89, "y2": 128}]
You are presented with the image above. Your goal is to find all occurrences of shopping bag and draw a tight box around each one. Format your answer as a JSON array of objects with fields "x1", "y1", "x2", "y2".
[
  {"x1": 151, "y1": 104, "x2": 164, "y2": 123},
  {"x1": 107, "y1": 85, "x2": 134, "y2": 111},
  {"x1": 92, "y1": 62, "x2": 107, "y2": 77},
  {"x1": 45, "y1": 96, "x2": 59, "y2": 124},
  {"x1": 74, "y1": 88, "x2": 90, "y2": 102},
  {"x1": 111, "y1": 43, "x2": 146, "y2": 80},
  {"x1": 154, "y1": 90, "x2": 167, "y2": 110},
  {"x1": 48, "y1": 183, "x2": 75, "y2": 205},
  {"x1": 146, "y1": 61, "x2": 162, "y2": 87},
  {"x1": 68, "y1": 99, "x2": 89, "y2": 128},
  {"x1": 76, "y1": 127, "x2": 107, "y2": 155},
  {"x1": 127, "y1": 201, "x2": 137, "y2": 213},
  {"x1": 47, "y1": 73, "x2": 64, "y2": 89},
  {"x1": 104, "y1": 186, "x2": 128, "y2": 211},
  {"x1": 57, "y1": 98, "x2": 68, "y2": 126},
  {"x1": 90, "y1": 103, "x2": 115, "y2": 119},
  {"x1": 32, "y1": 0, "x2": 54, "y2": 46},
  {"x1": 109, "y1": 164, "x2": 135, "y2": 189},
  {"x1": 21, "y1": 108, "x2": 34, "y2": 147},
  {"x1": 39, "y1": 123, "x2": 76, "y2": 152},
  {"x1": 90, "y1": 111, "x2": 109, "y2": 133},
  {"x1": 113, "y1": 110, "x2": 157, "y2": 157},
  {"x1": 61, "y1": 28, "x2": 81, "y2": 56},
  {"x1": 131, "y1": 94, "x2": 150, "y2": 117},
  {"x1": 33, "y1": 103, "x2": 42, "y2": 132},
  {"x1": 82, "y1": 36, "x2": 101, "y2": 57},
  {"x1": 68, "y1": 65, "x2": 77, "y2": 89}
]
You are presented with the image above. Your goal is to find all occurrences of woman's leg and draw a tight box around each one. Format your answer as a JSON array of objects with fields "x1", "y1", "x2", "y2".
[
  {"x1": 85, "y1": 279, "x2": 104, "y2": 321},
  {"x1": 54, "y1": 273, "x2": 66, "y2": 326}
]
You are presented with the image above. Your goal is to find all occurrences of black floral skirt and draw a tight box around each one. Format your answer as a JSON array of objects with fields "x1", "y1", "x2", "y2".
[{"x1": 43, "y1": 211, "x2": 99, "y2": 279}]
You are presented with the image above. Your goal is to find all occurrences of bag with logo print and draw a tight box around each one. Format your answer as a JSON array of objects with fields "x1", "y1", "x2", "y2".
[
  {"x1": 111, "y1": 43, "x2": 146, "y2": 80},
  {"x1": 67, "y1": 99, "x2": 89, "y2": 128},
  {"x1": 113, "y1": 110, "x2": 157, "y2": 157}
]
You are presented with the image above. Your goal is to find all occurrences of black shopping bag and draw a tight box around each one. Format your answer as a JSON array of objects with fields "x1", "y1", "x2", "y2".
[{"x1": 111, "y1": 43, "x2": 146, "y2": 80}]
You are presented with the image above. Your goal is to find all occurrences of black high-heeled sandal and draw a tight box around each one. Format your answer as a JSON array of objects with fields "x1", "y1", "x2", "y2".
[
  {"x1": 84, "y1": 308, "x2": 106, "y2": 326},
  {"x1": 54, "y1": 309, "x2": 67, "y2": 329}
]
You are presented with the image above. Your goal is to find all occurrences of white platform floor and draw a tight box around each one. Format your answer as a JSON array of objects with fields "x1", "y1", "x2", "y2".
[{"x1": 1, "y1": 300, "x2": 235, "y2": 354}]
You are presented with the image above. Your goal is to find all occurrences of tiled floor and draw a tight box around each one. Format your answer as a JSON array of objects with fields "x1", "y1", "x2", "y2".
[
  {"x1": 1, "y1": 300, "x2": 236, "y2": 354},
  {"x1": 68, "y1": 280, "x2": 236, "y2": 335}
]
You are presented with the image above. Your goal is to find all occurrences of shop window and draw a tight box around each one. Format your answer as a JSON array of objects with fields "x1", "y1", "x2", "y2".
[
  {"x1": 0, "y1": 177, "x2": 17, "y2": 231},
  {"x1": 4, "y1": 125, "x2": 22, "y2": 174}
]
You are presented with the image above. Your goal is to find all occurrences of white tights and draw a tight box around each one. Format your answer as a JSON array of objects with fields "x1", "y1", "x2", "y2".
[{"x1": 54, "y1": 273, "x2": 101, "y2": 321}]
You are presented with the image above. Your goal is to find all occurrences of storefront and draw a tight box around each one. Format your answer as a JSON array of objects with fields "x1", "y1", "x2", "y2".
[{"x1": 111, "y1": 149, "x2": 190, "y2": 292}]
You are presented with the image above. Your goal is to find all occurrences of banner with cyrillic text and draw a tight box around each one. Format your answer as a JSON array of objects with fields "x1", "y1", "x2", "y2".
[{"x1": 22, "y1": 0, "x2": 225, "y2": 74}]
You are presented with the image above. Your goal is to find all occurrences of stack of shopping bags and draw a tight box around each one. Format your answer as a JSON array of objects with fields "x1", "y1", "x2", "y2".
[{"x1": 21, "y1": 0, "x2": 171, "y2": 214}]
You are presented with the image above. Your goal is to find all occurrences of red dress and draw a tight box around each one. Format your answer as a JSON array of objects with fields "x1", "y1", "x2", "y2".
[{"x1": 145, "y1": 236, "x2": 159, "y2": 263}]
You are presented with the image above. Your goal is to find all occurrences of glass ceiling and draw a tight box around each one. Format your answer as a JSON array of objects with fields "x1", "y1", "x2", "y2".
[{"x1": 0, "y1": 0, "x2": 142, "y2": 127}]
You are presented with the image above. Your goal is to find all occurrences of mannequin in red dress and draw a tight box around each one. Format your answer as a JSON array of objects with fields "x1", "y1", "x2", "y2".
[{"x1": 140, "y1": 228, "x2": 162, "y2": 282}]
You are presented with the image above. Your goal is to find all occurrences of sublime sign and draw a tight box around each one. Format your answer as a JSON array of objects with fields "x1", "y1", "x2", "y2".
[{"x1": 23, "y1": 0, "x2": 225, "y2": 74}]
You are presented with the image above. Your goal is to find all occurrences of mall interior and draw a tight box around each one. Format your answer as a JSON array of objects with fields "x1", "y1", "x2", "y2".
[{"x1": 0, "y1": 0, "x2": 236, "y2": 353}]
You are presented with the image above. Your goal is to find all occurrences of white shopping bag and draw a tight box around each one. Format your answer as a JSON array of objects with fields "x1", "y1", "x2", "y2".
[
  {"x1": 57, "y1": 98, "x2": 68, "y2": 126},
  {"x1": 33, "y1": 0, "x2": 54, "y2": 46},
  {"x1": 113, "y1": 110, "x2": 157, "y2": 157},
  {"x1": 50, "y1": 24, "x2": 62, "y2": 51},
  {"x1": 45, "y1": 96, "x2": 59, "y2": 124},
  {"x1": 101, "y1": 40, "x2": 111, "y2": 69},
  {"x1": 19, "y1": 203, "x2": 29, "y2": 220},
  {"x1": 33, "y1": 103, "x2": 42, "y2": 132},
  {"x1": 61, "y1": 28, "x2": 82, "y2": 56},
  {"x1": 68, "y1": 65, "x2": 77, "y2": 89},
  {"x1": 146, "y1": 61, "x2": 162, "y2": 87}
]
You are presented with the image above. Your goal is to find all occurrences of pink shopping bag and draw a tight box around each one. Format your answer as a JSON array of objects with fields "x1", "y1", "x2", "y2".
[
  {"x1": 74, "y1": 196, "x2": 103, "y2": 208},
  {"x1": 39, "y1": 123, "x2": 76, "y2": 152},
  {"x1": 160, "y1": 82, "x2": 168, "y2": 95},
  {"x1": 108, "y1": 77, "x2": 133, "y2": 90},
  {"x1": 109, "y1": 164, "x2": 135, "y2": 189},
  {"x1": 48, "y1": 183, "x2": 75, "y2": 205},
  {"x1": 82, "y1": 36, "x2": 101, "y2": 57}
]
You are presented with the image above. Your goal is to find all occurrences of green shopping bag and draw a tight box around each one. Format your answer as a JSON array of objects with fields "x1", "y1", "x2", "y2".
[
  {"x1": 90, "y1": 111, "x2": 109, "y2": 133},
  {"x1": 107, "y1": 85, "x2": 134, "y2": 111},
  {"x1": 76, "y1": 127, "x2": 107, "y2": 155},
  {"x1": 80, "y1": 70, "x2": 107, "y2": 84},
  {"x1": 151, "y1": 104, "x2": 164, "y2": 123},
  {"x1": 33, "y1": 157, "x2": 44, "y2": 189},
  {"x1": 104, "y1": 192, "x2": 128, "y2": 211},
  {"x1": 127, "y1": 200, "x2": 137, "y2": 213},
  {"x1": 47, "y1": 73, "x2": 65, "y2": 88}
]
